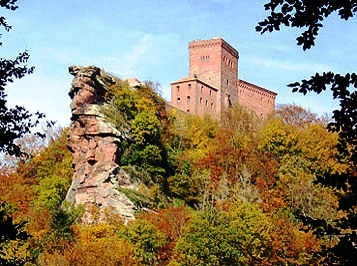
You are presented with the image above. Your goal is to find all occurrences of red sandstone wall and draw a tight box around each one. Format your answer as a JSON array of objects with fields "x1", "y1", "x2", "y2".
[
  {"x1": 171, "y1": 79, "x2": 218, "y2": 118},
  {"x1": 237, "y1": 80, "x2": 276, "y2": 118},
  {"x1": 220, "y1": 41, "x2": 239, "y2": 106},
  {"x1": 189, "y1": 39, "x2": 222, "y2": 89},
  {"x1": 188, "y1": 38, "x2": 239, "y2": 116}
]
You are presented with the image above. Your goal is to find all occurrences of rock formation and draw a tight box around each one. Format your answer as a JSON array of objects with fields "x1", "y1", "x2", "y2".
[{"x1": 65, "y1": 65, "x2": 136, "y2": 223}]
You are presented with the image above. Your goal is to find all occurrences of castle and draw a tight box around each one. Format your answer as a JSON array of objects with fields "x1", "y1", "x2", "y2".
[{"x1": 170, "y1": 38, "x2": 277, "y2": 119}]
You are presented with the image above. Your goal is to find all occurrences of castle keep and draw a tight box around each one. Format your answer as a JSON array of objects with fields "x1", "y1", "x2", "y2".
[{"x1": 171, "y1": 38, "x2": 277, "y2": 118}]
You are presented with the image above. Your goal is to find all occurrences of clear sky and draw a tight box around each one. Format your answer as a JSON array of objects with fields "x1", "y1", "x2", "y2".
[{"x1": 3, "y1": 0, "x2": 356, "y2": 126}]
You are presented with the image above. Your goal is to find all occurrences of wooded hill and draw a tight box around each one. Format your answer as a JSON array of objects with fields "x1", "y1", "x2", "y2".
[{"x1": 1, "y1": 77, "x2": 355, "y2": 265}]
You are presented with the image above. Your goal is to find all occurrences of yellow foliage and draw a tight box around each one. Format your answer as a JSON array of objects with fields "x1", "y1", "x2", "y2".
[{"x1": 38, "y1": 223, "x2": 138, "y2": 266}]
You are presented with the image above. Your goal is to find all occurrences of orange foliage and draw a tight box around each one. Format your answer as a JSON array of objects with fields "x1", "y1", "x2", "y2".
[
  {"x1": 139, "y1": 206, "x2": 190, "y2": 263},
  {"x1": 268, "y1": 214, "x2": 322, "y2": 266},
  {"x1": 0, "y1": 167, "x2": 36, "y2": 218}
]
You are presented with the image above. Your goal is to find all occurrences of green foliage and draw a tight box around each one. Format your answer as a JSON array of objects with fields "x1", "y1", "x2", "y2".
[
  {"x1": 167, "y1": 172, "x2": 203, "y2": 206},
  {"x1": 34, "y1": 175, "x2": 70, "y2": 211},
  {"x1": 105, "y1": 78, "x2": 170, "y2": 191},
  {"x1": 173, "y1": 203, "x2": 275, "y2": 266},
  {"x1": 119, "y1": 219, "x2": 167, "y2": 265},
  {"x1": 28, "y1": 129, "x2": 73, "y2": 212},
  {"x1": 131, "y1": 111, "x2": 161, "y2": 145},
  {"x1": 102, "y1": 78, "x2": 137, "y2": 130}
]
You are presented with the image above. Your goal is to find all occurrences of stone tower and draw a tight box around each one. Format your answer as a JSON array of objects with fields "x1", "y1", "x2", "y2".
[
  {"x1": 171, "y1": 38, "x2": 277, "y2": 119},
  {"x1": 189, "y1": 38, "x2": 239, "y2": 108}
]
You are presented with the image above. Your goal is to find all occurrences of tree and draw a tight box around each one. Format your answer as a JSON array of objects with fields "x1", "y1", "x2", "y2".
[
  {"x1": 119, "y1": 219, "x2": 167, "y2": 265},
  {"x1": 173, "y1": 203, "x2": 319, "y2": 265},
  {"x1": 256, "y1": 0, "x2": 356, "y2": 160},
  {"x1": 0, "y1": 0, "x2": 43, "y2": 157},
  {"x1": 257, "y1": 1, "x2": 357, "y2": 264},
  {"x1": 0, "y1": 202, "x2": 30, "y2": 266}
]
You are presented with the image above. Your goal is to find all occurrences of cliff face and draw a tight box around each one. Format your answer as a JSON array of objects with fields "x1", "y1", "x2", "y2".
[{"x1": 65, "y1": 66, "x2": 136, "y2": 223}]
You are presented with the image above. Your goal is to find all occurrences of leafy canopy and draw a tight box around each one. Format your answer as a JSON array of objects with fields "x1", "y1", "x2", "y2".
[
  {"x1": 0, "y1": 0, "x2": 45, "y2": 157},
  {"x1": 257, "y1": 1, "x2": 357, "y2": 264}
]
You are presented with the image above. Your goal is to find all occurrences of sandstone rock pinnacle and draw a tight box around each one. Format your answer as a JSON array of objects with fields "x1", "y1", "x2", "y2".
[{"x1": 65, "y1": 65, "x2": 136, "y2": 223}]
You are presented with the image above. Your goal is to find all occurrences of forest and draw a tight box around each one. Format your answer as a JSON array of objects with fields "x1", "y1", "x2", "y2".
[
  {"x1": 1, "y1": 77, "x2": 355, "y2": 265},
  {"x1": 1, "y1": 0, "x2": 356, "y2": 265}
]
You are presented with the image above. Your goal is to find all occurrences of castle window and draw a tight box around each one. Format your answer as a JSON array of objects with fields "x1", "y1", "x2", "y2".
[
  {"x1": 200, "y1": 97, "x2": 203, "y2": 104},
  {"x1": 201, "y1": 86, "x2": 204, "y2": 92},
  {"x1": 201, "y1": 55, "x2": 210, "y2": 61},
  {"x1": 177, "y1": 97, "x2": 181, "y2": 103},
  {"x1": 211, "y1": 102, "x2": 214, "y2": 109},
  {"x1": 205, "y1": 100, "x2": 208, "y2": 106},
  {"x1": 188, "y1": 84, "x2": 191, "y2": 90},
  {"x1": 177, "y1": 85, "x2": 180, "y2": 92},
  {"x1": 227, "y1": 80, "x2": 229, "y2": 85},
  {"x1": 210, "y1": 89, "x2": 212, "y2": 96},
  {"x1": 187, "y1": 96, "x2": 190, "y2": 102},
  {"x1": 187, "y1": 109, "x2": 190, "y2": 112}
]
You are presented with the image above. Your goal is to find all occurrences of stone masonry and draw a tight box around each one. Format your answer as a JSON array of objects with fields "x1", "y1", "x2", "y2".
[{"x1": 171, "y1": 38, "x2": 277, "y2": 119}]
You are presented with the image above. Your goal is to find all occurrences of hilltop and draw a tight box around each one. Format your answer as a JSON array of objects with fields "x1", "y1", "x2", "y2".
[{"x1": 0, "y1": 65, "x2": 351, "y2": 265}]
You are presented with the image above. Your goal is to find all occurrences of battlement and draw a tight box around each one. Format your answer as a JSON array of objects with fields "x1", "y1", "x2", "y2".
[{"x1": 189, "y1": 38, "x2": 239, "y2": 58}]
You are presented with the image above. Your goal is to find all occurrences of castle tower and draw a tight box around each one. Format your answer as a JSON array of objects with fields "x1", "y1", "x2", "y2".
[
  {"x1": 189, "y1": 37, "x2": 239, "y2": 107},
  {"x1": 170, "y1": 38, "x2": 277, "y2": 119}
]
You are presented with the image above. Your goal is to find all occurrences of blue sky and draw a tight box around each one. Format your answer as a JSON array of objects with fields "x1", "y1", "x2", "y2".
[{"x1": 3, "y1": 0, "x2": 356, "y2": 126}]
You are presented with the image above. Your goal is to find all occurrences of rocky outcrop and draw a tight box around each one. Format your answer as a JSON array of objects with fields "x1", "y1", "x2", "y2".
[{"x1": 65, "y1": 65, "x2": 136, "y2": 223}]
